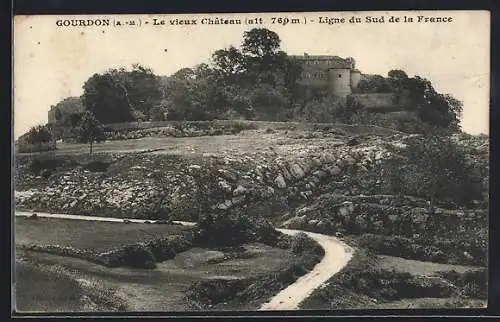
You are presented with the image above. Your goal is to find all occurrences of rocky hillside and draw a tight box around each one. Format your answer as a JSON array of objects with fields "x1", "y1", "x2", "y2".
[{"x1": 15, "y1": 128, "x2": 488, "y2": 266}]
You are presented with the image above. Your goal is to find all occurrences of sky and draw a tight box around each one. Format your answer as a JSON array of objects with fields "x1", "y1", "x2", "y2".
[{"x1": 13, "y1": 11, "x2": 490, "y2": 138}]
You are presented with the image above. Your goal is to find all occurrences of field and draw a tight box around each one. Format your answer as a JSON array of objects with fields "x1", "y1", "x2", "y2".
[
  {"x1": 375, "y1": 255, "x2": 483, "y2": 276},
  {"x1": 16, "y1": 217, "x2": 190, "y2": 252},
  {"x1": 16, "y1": 122, "x2": 399, "y2": 157},
  {"x1": 14, "y1": 216, "x2": 311, "y2": 312},
  {"x1": 17, "y1": 243, "x2": 296, "y2": 312}
]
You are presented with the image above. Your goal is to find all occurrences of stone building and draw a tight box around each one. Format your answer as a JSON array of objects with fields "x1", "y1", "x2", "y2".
[
  {"x1": 291, "y1": 53, "x2": 413, "y2": 116},
  {"x1": 47, "y1": 97, "x2": 85, "y2": 125},
  {"x1": 290, "y1": 54, "x2": 362, "y2": 98}
]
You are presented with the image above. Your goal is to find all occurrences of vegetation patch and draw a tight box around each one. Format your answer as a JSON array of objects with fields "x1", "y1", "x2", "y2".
[
  {"x1": 436, "y1": 269, "x2": 487, "y2": 299},
  {"x1": 354, "y1": 233, "x2": 487, "y2": 266},
  {"x1": 185, "y1": 232, "x2": 324, "y2": 310},
  {"x1": 300, "y1": 248, "x2": 486, "y2": 310},
  {"x1": 20, "y1": 230, "x2": 196, "y2": 270},
  {"x1": 15, "y1": 259, "x2": 127, "y2": 312}
]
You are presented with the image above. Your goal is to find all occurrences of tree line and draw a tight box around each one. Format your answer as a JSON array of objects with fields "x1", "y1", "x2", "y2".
[{"x1": 21, "y1": 28, "x2": 464, "y2": 153}]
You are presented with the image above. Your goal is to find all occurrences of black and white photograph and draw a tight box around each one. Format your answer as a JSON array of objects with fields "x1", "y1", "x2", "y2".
[{"x1": 12, "y1": 11, "x2": 489, "y2": 313}]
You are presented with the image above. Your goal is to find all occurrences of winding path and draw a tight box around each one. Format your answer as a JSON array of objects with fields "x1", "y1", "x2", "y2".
[
  {"x1": 14, "y1": 210, "x2": 353, "y2": 311},
  {"x1": 259, "y1": 228, "x2": 353, "y2": 311}
]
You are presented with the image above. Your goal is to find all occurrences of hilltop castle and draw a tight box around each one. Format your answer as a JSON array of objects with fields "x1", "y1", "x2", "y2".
[
  {"x1": 47, "y1": 55, "x2": 412, "y2": 127},
  {"x1": 291, "y1": 54, "x2": 414, "y2": 116},
  {"x1": 290, "y1": 54, "x2": 362, "y2": 97}
]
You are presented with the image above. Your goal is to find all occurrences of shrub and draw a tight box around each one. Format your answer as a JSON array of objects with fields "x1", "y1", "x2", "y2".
[
  {"x1": 82, "y1": 160, "x2": 110, "y2": 172},
  {"x1": 356, "y1": 233, "x2": 486, "y2": 266},
  {"x1": 195, "y1": 213, "x2": 279, "y2": 247},
  {"x1": 437, "y1": 269, "x2": 487, "y2": 299},
  {"x1": 290, "y1": 232, "x2": 313, "y2": 254},
  {"x1": 120, "y1": 244, "x2": 156, "y2": 269},
  {"x1": 353, "y1": 135, "x2": 485, "y2": 208},
  {"x1": 28, "y1": 157, "x2": 65, "y2": 175}
]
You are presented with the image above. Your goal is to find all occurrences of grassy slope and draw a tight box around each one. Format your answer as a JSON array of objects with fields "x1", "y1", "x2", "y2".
[
  {"x1": 16, "y1": 217, "x2": 189, "y2": 251},
  {"x1": 376, "y1": 255, "x2": 484, "y2": 276},
  {"x1": 16, "y1": 242, "x2": 298, "y2": 312},
  {"x1": 15, "y1": 258, "x2": 127, "y2": 313},
  {"x1": 15, "y1": 260, "x2": 84, "y2": 312},
  {"x1": 299, "y1": 249, "x2": 486, "y2": 310}
]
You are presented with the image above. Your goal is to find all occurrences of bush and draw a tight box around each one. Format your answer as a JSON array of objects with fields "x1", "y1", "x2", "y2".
[
  {"x1": 82, "y1": 160, "x2": 110, "y2": 172},
  {"x1": 195, "y1": 213, "x2": 279, "y2": 247},
  {"x1": 356, "y1": 234, "x2": 487, "y2": 266},
  {"x1": 437, "y1": 269, "x2": 487, "y2": 299},
  {"x1": 290, "y1": 232, "x2": 314, "y2": 254},
  {"x1": 352, "y1": 135, "x2": 485, "y2": 208},
  {"x1": 28, "y1": 157, "x2": 62, "y2": 175},
  {"x1": 121, "y1": 244, "x2": 156, "y2": 269},
  {"x1": 334, "y1": 267, "x2": 458, "y2": 301}
]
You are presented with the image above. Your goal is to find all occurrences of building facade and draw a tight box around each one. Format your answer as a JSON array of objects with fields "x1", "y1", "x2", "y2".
[{"x1": 291, "y1": 54, "x2": 362, "y2": 97}]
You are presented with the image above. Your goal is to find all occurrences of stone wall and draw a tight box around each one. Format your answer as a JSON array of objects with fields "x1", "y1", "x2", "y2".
[{"x1": 350, "y1": 93, "x2": 399, "y2": 110}]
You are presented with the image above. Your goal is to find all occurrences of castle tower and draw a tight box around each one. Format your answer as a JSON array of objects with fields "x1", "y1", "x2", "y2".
[
  {"x1": 350, "y1": 69, "x2": 362, "y2": 90},
  {"x1": 328, "y1": 67, "x2": 352, "y2": 97}
]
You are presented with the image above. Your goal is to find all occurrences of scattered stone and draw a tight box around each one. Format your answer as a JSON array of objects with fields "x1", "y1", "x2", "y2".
[
  {"x1": 347, "y1": 137, "x2": 360, "y2": 146},
  {"x1": 327, "y1": 165, "x2": 341, "y2": 176},
  {"x1": 274, "y1": 174, "x2": 287, "y2": 189},
  {"x1": 290, "y1": 163, "x2": 306, "y2": 180}
]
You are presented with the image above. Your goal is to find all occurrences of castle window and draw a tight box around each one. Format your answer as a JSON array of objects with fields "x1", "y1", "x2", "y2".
[{"x1": 338, "y1": 74, "x2": 342, "y2": 78}]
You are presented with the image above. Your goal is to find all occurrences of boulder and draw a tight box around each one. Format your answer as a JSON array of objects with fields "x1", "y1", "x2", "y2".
[
  {"x1": 233, "y1": 185, "x2": 247, "y2": 196},
  {"x1": 308, "y1": 219, "x2": 319, "y2": 227},
  {"x1": 343, "y1": 155, "x2": 356, "y2": 166},
  {"x1": 231, "y1": 195, "x2": 246, "y2": 205},
  {"x1": 218, "y1": 181, "x2": 232, "y2": 193},
  {"x1": 274, "y1": 174, "x2": 287, "y2": 189},
  {"x1": 338, "y1": 207, "x2": 349, "y2": 217},
  {"x1": 347, "y1": 137, "x2": 360, "y2": 146},
  {"x1": 327, "y1": 166, "x2": 341, "y2": 176},
  {"x1": 290, "y1": 163, "x2": 306, "y2": 179},
  {"x1": 342, "y1": 201, "x2": 355, "y2": 213},
  {"x1": 188, "y1": 164, "x2": 202, "y2": 171}
]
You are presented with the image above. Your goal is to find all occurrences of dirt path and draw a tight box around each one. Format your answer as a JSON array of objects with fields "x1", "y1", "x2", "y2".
[
  {"x1": 15, "y1": 211, "x2": 196, "y2": 227},
  {"x1": 15, "y1": 210, "x2": 354, "y2": 311},
  {"x1": 259, "y1": 228, "x2": 354, "y2": 311}
]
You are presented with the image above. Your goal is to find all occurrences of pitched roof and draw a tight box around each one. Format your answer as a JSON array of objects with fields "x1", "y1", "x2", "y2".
[{"x1": 290, "y1": 54, "x2": 354, "y2": 69}]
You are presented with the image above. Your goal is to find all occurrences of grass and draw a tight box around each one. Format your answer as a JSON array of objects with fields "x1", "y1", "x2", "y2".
[
  {"x1": 185, "y1": 234, "x2": 325, "y2": 311},
  {"x1": 16, "y1": 121, "x2": 398, "y2": 158},
  {"x1": 15, "y1": 258, "x2": 127, "y2": 312},
  {"x1": 16, "y1": 217, "x2": 190, "y2": 252},
  {"x1": 16, "y1": 241, "x2": 298, "y2": 312},
  {"x1": 376, "y1": 255, "x2": 484, "y2": 276},
  {"x1": 299, "y1": 248, "x2": 487, "y2": 310},
  {"x1": 363, "y1": 297, "x2": 487, "y2": 309},
  {"x1": 15, "y1": 260, "x2": 84, "y2": 312}
]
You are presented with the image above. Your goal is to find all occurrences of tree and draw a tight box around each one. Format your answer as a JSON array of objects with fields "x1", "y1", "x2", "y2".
[
  {"x1": 384, "y1": 135, "x2": 482, "y2": 207},
  {"x1": 388, "y1": 69, "x2": 409, "y2": 93},
  {"x1": 171, "y1": 67, "x2": 196, "y2": 80},
  {"x1": 403, "y1": 76, "x2": 463, "y2": 132},
  {"x1": 357, "y1": 75, "x2": 392, "y2": 93},
  {"x1": 124, "y1": 64, "x2": 163, "y2": 117},
  {"x1": 77, "y1": 111, "x2": 106, "y2": 154},
  {"x1": 212, "y1": 46, "x2": 246, "y2": 79},
  {"x1": 52, "y1": 97, "x2": 84, "y2": 125},
  {"x1": 81, "y1": 65, "x2": 162, "y2": 124},
  {"x1": 249, "y1": 83, "x2": 289, "y2": 121},
  {"x1": 81, "y1": 72, "x2": 135, "y2": 124},
  {"x1": 24, "y1": 124, "x2": 52, "y2": 152},
  {"x1": 54, "y1": 107, "x2": 62, "y2": 123},
  {"x1": 242, "y1": 28, "x2": 281, "y2": 58}
]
